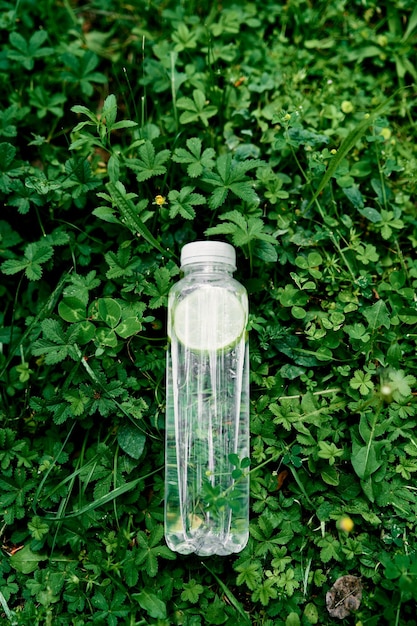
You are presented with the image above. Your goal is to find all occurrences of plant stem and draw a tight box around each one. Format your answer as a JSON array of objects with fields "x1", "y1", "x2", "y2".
[{"x1": 394, "y1": 593, "x2": 402, "y2": 626}]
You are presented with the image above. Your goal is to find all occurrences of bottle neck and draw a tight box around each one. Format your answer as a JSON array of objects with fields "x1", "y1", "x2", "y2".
[{"x1": 181, "y1": 262, "x2": 234, "y2": 276}]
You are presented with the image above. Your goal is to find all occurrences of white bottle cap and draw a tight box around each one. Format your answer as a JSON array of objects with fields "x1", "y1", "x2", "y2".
[{"x1": 180, "y1": 241, "x2": 236, "y2": 270}]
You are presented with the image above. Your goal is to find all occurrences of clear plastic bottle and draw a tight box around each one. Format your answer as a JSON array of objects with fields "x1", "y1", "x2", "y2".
[{"x1": 165, "y1": 241, "x2": 249, "y2": 556}]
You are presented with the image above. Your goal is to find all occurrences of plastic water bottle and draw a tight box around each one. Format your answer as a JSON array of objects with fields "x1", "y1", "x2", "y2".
[{"x1": 165, "y1": 240, "x2": 250, "y2": 556}]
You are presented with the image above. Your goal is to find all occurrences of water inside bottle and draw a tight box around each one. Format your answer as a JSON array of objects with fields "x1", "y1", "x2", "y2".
[{"x1": 165, "y1": 326, "x2": 249, "y2": 556}]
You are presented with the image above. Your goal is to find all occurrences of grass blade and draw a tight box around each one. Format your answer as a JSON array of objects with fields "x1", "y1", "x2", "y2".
[
  {"x1": 45, "y1": 467, "x2": 163, "y2": 520},
  {"x1": 202, "y1": 562, "x2": 251, "y2": 626}
]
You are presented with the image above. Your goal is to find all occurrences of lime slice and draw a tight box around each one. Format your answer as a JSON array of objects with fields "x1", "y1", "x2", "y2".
[{"x1": 173, "y1": 286, "x2": 246, "y2": 352}]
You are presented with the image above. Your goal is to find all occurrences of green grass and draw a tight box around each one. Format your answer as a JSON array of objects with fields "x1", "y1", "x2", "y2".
[{"x1": 1, "y1": 0, "x2": 417, "y2": 624}]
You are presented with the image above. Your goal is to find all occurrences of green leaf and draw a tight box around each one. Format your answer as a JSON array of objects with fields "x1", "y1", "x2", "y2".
[
  {"x1": 251, "y1": 577, "x2": 278, "y2": 605},
  {"x1": 172, "y1": 137, "x2": 215, "y2": 177},
  {"x1": 62, "y1": 51, "x2": 107, "y2": 96},
  {"x1": 201, "y1": 153, "x2": 262, "y2": 209},
  {"x1": 63, "y1": 389, "x2": 89, "y2": 416},
  {"x1": 10, "y1": 545, "x2": 46, "y2": 574},
  {"x1": 49, "y1": 469, "x2": 162, "y2": 520},
  {"x1": 134, "y1": 591, "x2": 167, "y2": 619},
  {"x1": 316, "y1": 534, "x2": 341, "y2": 563},
  {"x1": 95, "y1": 327, "x2": 118, "y2": 348},
  {"x1": 398, "y1": 307, "x2": 417, "y2": 324},
  {"x1": 359, "y1": 206, "x2": 382, "y2": 223},
  {"x1": 235, "y1": 559, "x2": 263, "y2": 590},
  {"x1": 205, "y1": 210, "x2": 277, "y2": 251},
  {"x1": 255, "y1": 240, "x2": 278, "y2": 262},
  {"x1": 114, "y1": 317, "x2": 142, "y2": 338},
  {"x1": 28, "y1": 516, "x2": 50, "y2": 541},
  {"x1": 97, "y1": 298, "x2": 122, "y2": 328},
  {"x1": 0, "y1": 142, "x2": 16, "y2": 171},
  {"x1": 104, "y1": 248, "x2": 135, "y2": 278},
  {"x1": 114, "y1": 302, "x2": 145, "y2": 339},
  {"x1": 1, "y1": 258, "x2": 28, "y2": 276},
  {"x1": 127, "y1": 140, "x2": 170, "y2": 181},
  {"x1": 317, "y1": 441, "x2": 343, "y2": 465},
  {"x1": 117, "y1": 424, "x2": 145, "y2": 460},
  {"x1": 101, "y1": 93, "x2": 117, "y2": 127},
  {"x1": 321, "y1": 465, "x2": 340, "y2": 486},
  {"x1": 58, "y1": 297, "x2": 86, "y2": 322},
  {"x1": 8, "y1": 30, "x2": 54, "y2": 70},
  {"x1": 345, "y1": 323, "x2": 370, "y2": 343},
  {"x1": 180, "y1": 579, "x2": 204, "y2": 603},
  {"x1": 1, "y1": 242, "x2": 53, "y2": 281},
  {"x1": 31, "y1": 319, "x2": 79, "y2": 364},
  {"x1": 75, "y1": 321, "x2": 95, "y2": 344},
  {"x1": 168, "y1": 186, "x2": 206, "y2": 220},
  {"x1": 143, "y1": 267, "x2": 173, "y2": 308},
  {"x1": 177, "y1": 89, "x2": 218, "y2": 127},
  {"x1": 387, "y1": 369, "x2": 416, "y2": 401},
  {"x1": 350, "y1": 370, "x2": 374, "y2": 395},
  {"x1": 351, "y1": 440, "x2": 383, "y2": 480},
  {"x1": 362, "y1": 300, "x2": 391, "y2": 331},
  {"x1": 286, "y1": 612, "x2": 301, "y2": 626}
]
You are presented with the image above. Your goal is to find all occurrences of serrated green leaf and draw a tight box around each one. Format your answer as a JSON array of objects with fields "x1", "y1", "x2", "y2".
[
  {"x1": 167, "y1": 186, "x2": 205, "y2": 220},
  {"x1": 144, "y1": 266, "x2": 172, "y2": 308},
  {"x1": 388, "y1": 369, "x2": 416, "y2": 400},
  {"x1": 209, "y1": 186, "x2": 229, "y2": 209},
  {"x1": 177, "y1": 89, "x2": 218, "y2": 127},
  {"x1": 32, "y1": 319, "x2": 79, "y2": 364},
  {"x1": 317, "y1": 534, "x2": 341, "y2": 563},
  {"x1": 181, "y1": 580, "x2": 204, "y2": 604},
  {"x1": 25, "y1": 263, "x2": 43, "y2": 280},
  {"x1": 172, "y1": 136, "x2": 216, "y2": 178},
  {"x1": 350, "y1": 370, "x2": 374, "y2": 395},
  {"x1": 63, "y1": 390, "x2": 88, "y2": 416},
  {"x1": 229, "y1": 180, "x2": 258, "y2": 204},
  {"x1": 235, "y1": 560, "x2": 262, "y2": 590},
  {"x1": 127, "y1": 140, "x2": 170, "y2": 181},
  {"x1": 1, "y1": 258, "x2": 28, "y2": 276},
  {"x1": 28, "y1": 516, "x2": 50, "y2": 541}
]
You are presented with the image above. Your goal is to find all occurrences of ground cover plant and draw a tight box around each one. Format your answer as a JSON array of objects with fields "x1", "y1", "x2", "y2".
[{"x1": 1, "y1": 0, "x2": 417, "y2": 623}]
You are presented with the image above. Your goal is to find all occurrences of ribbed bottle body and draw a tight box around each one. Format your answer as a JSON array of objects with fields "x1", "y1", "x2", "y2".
[{"x1": 165, "y1": 265, "x2": 249, "y2": 556}]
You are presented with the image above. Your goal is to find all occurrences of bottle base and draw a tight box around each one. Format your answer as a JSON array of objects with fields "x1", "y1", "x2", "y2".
[{"x1": 165, "y1": 531, "x2": 248, "y2": 557}]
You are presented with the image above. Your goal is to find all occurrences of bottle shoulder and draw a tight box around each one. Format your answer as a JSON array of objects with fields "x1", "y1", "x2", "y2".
[{"x1": 169, "y1": 273, "x2": 247, "y2": 300}]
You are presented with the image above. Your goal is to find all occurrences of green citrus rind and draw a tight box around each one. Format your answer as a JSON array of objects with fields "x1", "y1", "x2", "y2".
[{"x1": 173, "y1": 286, "x2": 246, "y2": 352}]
